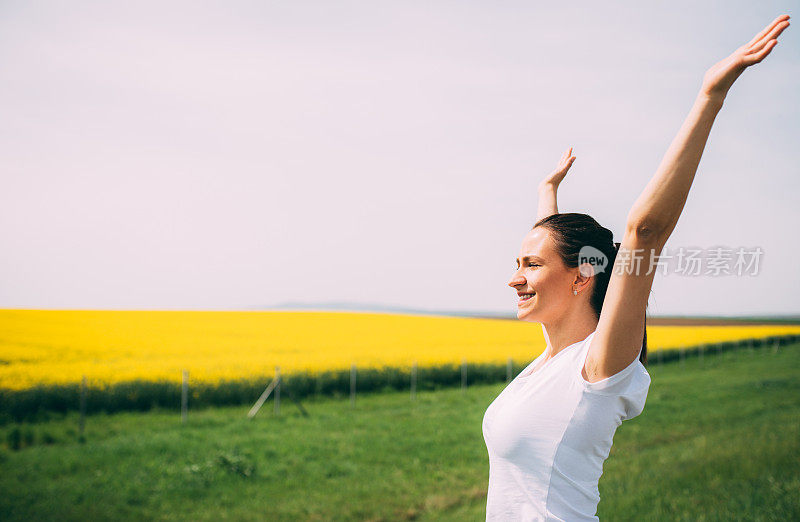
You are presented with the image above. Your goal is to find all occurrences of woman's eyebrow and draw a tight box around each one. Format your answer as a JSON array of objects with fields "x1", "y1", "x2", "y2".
[{"x1": 517, "y1": 255, "x2": 545, "y2": 263}]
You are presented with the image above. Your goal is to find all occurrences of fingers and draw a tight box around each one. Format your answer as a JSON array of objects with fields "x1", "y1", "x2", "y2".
[
  {"x1": 748, "y1": 19, "x2": 790, "y2": 53},
  {"x1": 746, "y1": 14, "x2": 790, "y2": 47},
  {"x1": 745, "y1": 39, "x2": 778, "y2": 65},
  {"x1": 550, "y1": 147, "x2": 576, "y2": 181}
]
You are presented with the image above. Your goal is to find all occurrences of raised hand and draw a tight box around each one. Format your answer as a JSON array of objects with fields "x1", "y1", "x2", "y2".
[
  {"x1": 536, "y1": 147, "x2": 576, "y2": 220},
  {"x1": 702, "y1": 15, "x2": 790, "y2": 100},
  {"x1": 539, "y1": 147, "x2": 576, "y2": 190}
]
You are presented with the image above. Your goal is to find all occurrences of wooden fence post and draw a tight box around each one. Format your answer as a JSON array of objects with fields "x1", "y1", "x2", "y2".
[
  {"x1": 79, "y1": 375, "x2": 87, "y2": 439},
  {"x1": 247, "y1": 378, "x2": 279, "y2": 419},
  {"x1": 274, "y1": 366, "x2": 281, "y2": 416},
  {"x1": 181, "y1": 370, "x2": 188, "y2": 424},
  {"x1": 411, "y1": 361, "x2": 417, "y2": 401},
  {"x1": 350, "y1": 364, "x2": 356, "y2": 408}
]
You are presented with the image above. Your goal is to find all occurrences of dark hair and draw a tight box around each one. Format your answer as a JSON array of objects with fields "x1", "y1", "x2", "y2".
[{"x1": 532, "y1": 212, "x2": 648, "y2": 365}]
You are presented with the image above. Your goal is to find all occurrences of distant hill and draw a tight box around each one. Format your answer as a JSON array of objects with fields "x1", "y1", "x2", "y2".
[
  {"x1": 249, "y1": 300, "x2": 496, "y2": 318},
  {"x1": 249, "y1": 301, "x2": 800, "y2": 324}
]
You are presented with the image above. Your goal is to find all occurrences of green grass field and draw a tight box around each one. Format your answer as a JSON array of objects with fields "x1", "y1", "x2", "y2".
[{"x1": 1, "y1": 342, "x2": 798, "y2": 521}]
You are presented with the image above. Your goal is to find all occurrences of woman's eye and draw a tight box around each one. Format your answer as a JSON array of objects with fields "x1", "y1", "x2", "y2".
[{"x1": 528, "y1": 263, "x2": 540, "y2": 268}]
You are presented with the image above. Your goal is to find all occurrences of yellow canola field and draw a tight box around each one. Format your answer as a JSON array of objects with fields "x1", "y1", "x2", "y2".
[{"x1": 1, "y1": 310, "x2": 799, "y2": 390}]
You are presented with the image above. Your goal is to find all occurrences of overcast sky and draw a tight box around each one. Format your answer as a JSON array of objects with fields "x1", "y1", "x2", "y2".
[{"x1": 1, "y1": 1, "x2": 798, "y2": 316}]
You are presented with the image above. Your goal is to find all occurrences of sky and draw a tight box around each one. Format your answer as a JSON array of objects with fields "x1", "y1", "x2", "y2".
[{"x1": 1, "y1": 1, "x2": 798, "y2": 316}]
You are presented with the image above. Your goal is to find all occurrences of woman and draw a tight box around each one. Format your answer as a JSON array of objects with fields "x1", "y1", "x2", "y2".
[{"x1": 482, "y1": 15, "x2": 790, "y2": 521}]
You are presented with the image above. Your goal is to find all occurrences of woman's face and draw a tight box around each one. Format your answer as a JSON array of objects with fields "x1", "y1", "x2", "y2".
[{"x1": 508, "y1": 227, "x2": 576, "y2": 323}]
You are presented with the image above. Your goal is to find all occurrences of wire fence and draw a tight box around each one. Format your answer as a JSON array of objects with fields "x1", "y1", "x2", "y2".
[{"x1": 2, "y1": 333, "x2": 798, "y2": 427}]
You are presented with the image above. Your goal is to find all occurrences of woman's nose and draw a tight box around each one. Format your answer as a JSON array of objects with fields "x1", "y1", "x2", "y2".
[{"x1": 508, "y1": 272, "x2": 525, "y2": 288}]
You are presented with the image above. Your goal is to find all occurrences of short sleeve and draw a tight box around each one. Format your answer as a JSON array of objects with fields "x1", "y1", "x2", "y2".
[
  {"x1": 578, "y1": 345, "x2": 652, "y2": 420},
  {"x1": 620, "y1": 370, "x2": 650, "y2": 420}
]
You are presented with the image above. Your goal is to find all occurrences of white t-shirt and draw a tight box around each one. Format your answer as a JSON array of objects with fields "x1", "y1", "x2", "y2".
[{"x1": 482, "y1": 330, "x2": 651, "y2": 521}]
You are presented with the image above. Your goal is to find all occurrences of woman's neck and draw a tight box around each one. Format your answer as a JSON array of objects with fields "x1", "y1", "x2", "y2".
[{"x1": 541, "y1": 306, "x2": 598, "y2": 357}]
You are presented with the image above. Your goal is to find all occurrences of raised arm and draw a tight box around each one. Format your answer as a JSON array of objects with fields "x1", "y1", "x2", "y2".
[
  {"x1": 584, "y1": 15, "x2": 790, "y2": 382},
  {"x1": 627, "y1": 15, "x2": 790, "y2": 238},
  {"x1": 537, "y1": 147, "x2": 576, "y2": 220}
]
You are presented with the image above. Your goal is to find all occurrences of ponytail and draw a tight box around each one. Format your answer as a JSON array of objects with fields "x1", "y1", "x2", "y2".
[{"x1": 534, "y1": 214, "x2": 648, "y2": 365}]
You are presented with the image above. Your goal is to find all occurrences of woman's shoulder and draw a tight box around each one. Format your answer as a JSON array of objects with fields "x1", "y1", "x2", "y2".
[{"x1": 575, "y1": 332, "x2": 650, "y2": 396}]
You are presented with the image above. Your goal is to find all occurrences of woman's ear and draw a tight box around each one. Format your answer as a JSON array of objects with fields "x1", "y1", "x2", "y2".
[{"x1": 574, "y1": 263, "x2": 595, "y2": 292}]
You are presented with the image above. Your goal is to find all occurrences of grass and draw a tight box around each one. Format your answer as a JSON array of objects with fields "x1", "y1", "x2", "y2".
[{"x1": 1, "y1": 342, "x2": 798, "y2": 521}]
